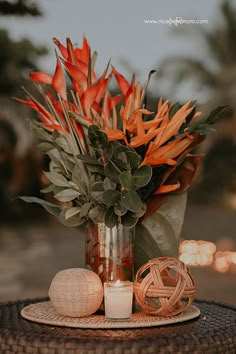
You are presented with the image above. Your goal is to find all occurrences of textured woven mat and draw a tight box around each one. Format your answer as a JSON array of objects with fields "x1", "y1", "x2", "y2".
[
  {"x1": 21, "y1": 301, "x2": 200, "y2": 328},
  {"x1": 0, "y1": 298, "x2": 236, "y2": 353}
]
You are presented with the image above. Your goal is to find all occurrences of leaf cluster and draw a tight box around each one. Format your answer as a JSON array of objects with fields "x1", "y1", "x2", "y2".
[{"x1": 76, "y1": 125, "x2": 152, "y2": 228}]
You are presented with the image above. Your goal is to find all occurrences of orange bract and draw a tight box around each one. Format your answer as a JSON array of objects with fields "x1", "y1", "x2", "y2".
[{"x1": 18, "y1": 35, "x2": 204, "y2": 191}]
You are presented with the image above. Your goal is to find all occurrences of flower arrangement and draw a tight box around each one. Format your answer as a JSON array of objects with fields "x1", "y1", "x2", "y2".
[{"x1": 17, "y1": 36, "x2": 227, "y2": 228}]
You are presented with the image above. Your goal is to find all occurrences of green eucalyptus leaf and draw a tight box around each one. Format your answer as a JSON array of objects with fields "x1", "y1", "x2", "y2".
[
  {"x1": 114, "y1": 144, "x2": 130, "y2": 158},
  {"x1": 104, "y1": 207, "x2": 118, "y2": 228},
  {"x1": 55, "y1": 136, "x2": 72, "y2": 154},
  {"x1": 77, "y1": 154, "x2": 102, "y2": 165},
  {"x1": 88, "y1": 205, "x2": 105, "y2": 223},
  {"x1": 30, "y1": 121, "x2": 52, "y2": 142},
  {"x1": 37, "y1": 142, "x2": 54, "y2": 152},
  {"x1": 102, "y1": 190, "x2": 120, "y2": 206},
  {"x1": 88, "y1": 125, "x2": 108, "y2": 147},
  {"x1": 121, "y1": 190, "x2": 142, "y2": 212},
  {"x1": 134, "y1": 165, "x2": 152, "y2": 187},
  {"x1": 54, "y1": 189, "x2": 80, "y2": 202},
  {"x1": 59, "y1": 208, "x2": 83, "y2": 227},
  {"x1": 52, "y1": 130, "x2": 61, "y2": 140},
  {"x1": 65, "y1": 207, "x2": 81, "y2": 220},
  {"x1": 113, "y1": 159, "x2": 128, "y2": 171},
  {"x1": 206, "y1": 105, "x2": 229, "y2": 125},
  {"x1": 114, "y1": 202, "x2": 127, "y2": 216},
  {"x1": 117, "y1": 152, "x2": 128, "y2": 164},
  {"x1": 86, "y1": 164, "x2": 105, "y2": 174},
  {"x1": 103, "y1": 143, "x2": 113, "y2": 160},
  {"x1": 19, "y1": 196, "x2": 61, "y2": 216},
  {"x1": 61, "y1": 152, "x2": 74, "y2": 172},
  {"x1": 103, "y1": 177, "x2": 116, "y2": 190},
  {"x1": 119, "y1": 171, "x2": 135, "y2": 190},
  {"x1": 43, "y1": 171, "x2": 70, "y2": 188},
  {"x1": 125, "y1": 151, "x2": 141, "y2": 169},
  {"x1": 80, "y1": 202, "x2": 93, "y2": 218},
  {"x1": 192, "y1": 123, "x2": 215, "y2": 135},
  {"x1": 72, "y1": 165, "x2": 86, "y2": 191},
  {"x1": 40, "y1": 184, "x2": 55, "y2": 194},
  {"x1": 90, "y1": 181, "x2": 104, "y2": 201},
  {"x1": 133, "y1": 202, "x2": 147, "y2": 218},
  {"x1": 121, "y1": 214, "x2": 139, "y2": 228},
  {"x1": 104, "y1": 161, "x2": 120, "y2": 182},
  {"x1": 96, "y1": 129, "x2": 108, "y2": 144},
  {"x1": 47, "y1": 149, "x2": 65, "y2": 170}
]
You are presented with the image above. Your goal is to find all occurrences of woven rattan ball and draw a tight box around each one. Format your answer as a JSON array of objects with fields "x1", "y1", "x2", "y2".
[
  {"x1": 134, "y1": 258, "x2": 196, "y2": 317},
  {"x1": 49, "y1": 268, "x2": 103, "y2": 317}
]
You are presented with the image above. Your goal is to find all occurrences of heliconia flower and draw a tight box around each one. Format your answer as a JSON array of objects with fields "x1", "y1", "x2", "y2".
[{"x1": 73, "y1": 35, "x2": 90, "y2": 64}]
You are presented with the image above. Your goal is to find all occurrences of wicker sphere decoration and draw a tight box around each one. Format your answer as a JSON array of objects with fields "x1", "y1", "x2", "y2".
[
  {"x1": 134, "y1": 258, "x2": 196, "y2": 317},
  {"x1": 49, "y1": 268, "x2": 103, "y2": 317}
]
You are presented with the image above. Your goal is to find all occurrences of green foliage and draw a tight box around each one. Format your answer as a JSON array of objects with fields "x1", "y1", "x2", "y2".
[
  {"x1": 23, "y1": 122, "x2": 153, "y2": 228},
  {"x1": 19, "y1": 197, "x2": 61, "y2": 216},
  {"x1": 183, "y1": 105, "x2": 230, "y2": 136}
]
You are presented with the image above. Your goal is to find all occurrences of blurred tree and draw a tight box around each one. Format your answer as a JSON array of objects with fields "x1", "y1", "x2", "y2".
[
  {"x1": 158, "y1": 0, "x2": 236, "y2": 107},
  {"x1": 0, "y1": 0, "x2": 41, "y2": 16},
  {"x1": 0, "y1": 0, "x2": 49, "y2": 224},
  {"x1": 0, "y1": 1, "x2": 47, "y2": 100},
  {"x1": 0, "y1": 29, "x2": 47, "y2": 99},
  {"x1": 157, "y1": 0, "x2": 236, "y2": 206}
]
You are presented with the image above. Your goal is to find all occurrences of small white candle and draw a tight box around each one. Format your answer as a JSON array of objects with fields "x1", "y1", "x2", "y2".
[{"x1": 104, "y1": 280, "x2": 133, "y2": 321}]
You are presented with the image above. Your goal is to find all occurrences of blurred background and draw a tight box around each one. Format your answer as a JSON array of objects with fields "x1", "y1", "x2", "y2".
[{"x1": 0, "y1": 0, "x2": 235, "y2": 304}]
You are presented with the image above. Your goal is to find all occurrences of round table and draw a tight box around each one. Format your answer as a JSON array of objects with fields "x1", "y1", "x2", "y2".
[{"x1": 0, "y1": 298, "x2": 235, "y2": 353}]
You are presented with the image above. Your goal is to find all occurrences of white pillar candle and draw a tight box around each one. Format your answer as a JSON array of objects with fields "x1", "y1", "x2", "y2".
[{"x1": 104, "y1": 280, "x2": 133, "y2": 321}]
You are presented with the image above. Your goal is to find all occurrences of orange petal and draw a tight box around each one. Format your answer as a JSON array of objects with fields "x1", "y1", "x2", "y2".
[
  {"x1": 142, "y1": 156, "x2": 176, "y2": 166},
  {"x1": 74, "y1": 35, "x2": 90, "y2": 64},
  {"x1": 130, "y1": 127, "x2": 162, "y2": 148},
  {"x1": 112, "y1": 66, "x2": 130, "y2": 95},
  {"x1": 29, "y1": 72, "x2": 52, "y2": 85},
  {"x1": 72, "y1": 80, "x2": 84, "y2": 97},
  {"x1": 62, "y1": 59, "x2": 87, "y2": 89},
  {"x1": 66, "y1": 37, "x2": 76, "y2": 64},
  {"x1": 192, "y1": 111, "x2": 201, "y2": 121},
  {"x1": 155, "y1": 181, "x2": 180, "y2": 195},
  {"x1": 52, "y1": 54, "x2": 67, "y2": 100},
  {"x1": 81, "y1": 65, "x2": 109, "y2": 116},
  {"x1": 105, "y1": 128, "x2": 125, "y2": 141},
  {"x1": 14, "y1": 97, "x2": 37, "y2": 109},
  {"x1": 158, "y1": 106, "x2": 194, "y2": 147},
  {"x1": 53, "y1": 37, "x2": 68, "y2": 59},
  {"x1": 24, "y1": 93, "x2": 54, "y2": 123},
  {"x1": 136, "y1": 112, "x2": 145, "y2": 138},
  {"x1": 71, "y1": 119, "x2": 87, "y2": 153},
  {"x1": 124, "y1": 74, "x2": 135, "y2": 101},
  {"x1": 43, "y1": 123, "x2": 64, "y2": 134}
]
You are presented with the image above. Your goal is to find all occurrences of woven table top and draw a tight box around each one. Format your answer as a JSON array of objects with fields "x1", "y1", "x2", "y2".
[{"x1": 0, "y1": 298, "x2": 235, "y2": 354}]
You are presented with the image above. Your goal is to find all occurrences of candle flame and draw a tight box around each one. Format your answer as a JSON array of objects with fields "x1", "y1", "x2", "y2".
[{"x1": 114, "y1": 280, "x2": 121, "y2": 287}]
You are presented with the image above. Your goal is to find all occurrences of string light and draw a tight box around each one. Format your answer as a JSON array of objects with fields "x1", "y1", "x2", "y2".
[{"x1": 179, "y1": 240, "x2": 236, "y2": 274}]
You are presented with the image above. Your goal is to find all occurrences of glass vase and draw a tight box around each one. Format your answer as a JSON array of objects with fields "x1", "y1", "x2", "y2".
[{"x1": 85, "y1": 223, "x2": 134, "y2": 283}]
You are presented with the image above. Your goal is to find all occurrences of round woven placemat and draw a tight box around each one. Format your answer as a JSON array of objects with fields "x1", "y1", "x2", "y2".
[
  {"x1": 0, "y1": 298, "x2": 236, "y2": 353},
  {"x1": 21, "y1": 301, "x2": 200, "y2": 329}
]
